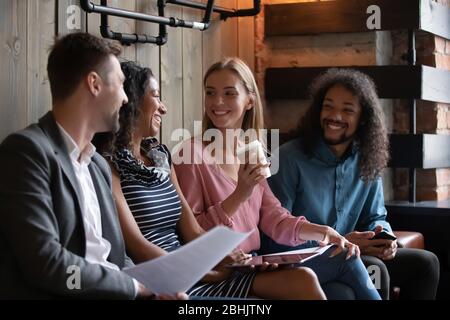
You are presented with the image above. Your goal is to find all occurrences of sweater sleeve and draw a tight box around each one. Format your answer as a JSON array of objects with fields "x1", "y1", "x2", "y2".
[
  {"x1": 173, "y1": 148, "x2": 234, "y2": 231},
  {"x1": 258, "y1": 180, "x2": 308, "y2": 247}
]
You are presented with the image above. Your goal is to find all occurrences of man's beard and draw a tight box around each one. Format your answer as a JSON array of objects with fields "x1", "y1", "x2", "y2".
[
  {"x1": 323, "y1": 132, "x2": 356, "y2": 146},
  {"x1": 110, "y1": 111, "x2": 121, "y2": 133},
  {"x1": 321, "y1": 120, "x2": 356, "y2": 146}
]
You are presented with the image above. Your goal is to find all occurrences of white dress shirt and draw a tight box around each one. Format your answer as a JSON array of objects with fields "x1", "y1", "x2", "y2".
[{"x1": 57, "y1": 123, "x2": 139, "y2": 296}]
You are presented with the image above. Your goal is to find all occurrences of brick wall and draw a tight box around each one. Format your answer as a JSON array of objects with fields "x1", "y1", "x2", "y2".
[
  {"x1": 392, "y1": 0, "x2": 450, "y2": 201},
  {"x1": 255, "y1": 0, "x2": 394, "y2": 200},
  {"x1": 256, "y1": 0, "x2": 450, "y2": 202}
]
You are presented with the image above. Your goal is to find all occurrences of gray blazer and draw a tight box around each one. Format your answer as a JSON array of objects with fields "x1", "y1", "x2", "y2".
[{"x1": 0, "y1": 112, "x2": 136, "y2": 299}]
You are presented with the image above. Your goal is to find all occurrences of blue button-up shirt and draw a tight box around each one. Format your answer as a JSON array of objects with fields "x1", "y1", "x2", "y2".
[{"x1": 260, "y1": 137, "x2": 392, "y2": 254}]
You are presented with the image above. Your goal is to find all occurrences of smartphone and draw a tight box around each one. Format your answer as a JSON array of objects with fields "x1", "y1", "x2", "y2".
[
  {"x1": 371, "y1": 230, "x2": 397, "y2": 241},
  {"x1": 225, "y1": 252, "x2": 320, "y2": 271}
]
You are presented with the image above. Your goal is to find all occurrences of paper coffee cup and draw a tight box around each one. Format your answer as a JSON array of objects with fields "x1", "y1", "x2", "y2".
[{"x1": 236, "y1": 140, "x2": 271, "y2": 178}]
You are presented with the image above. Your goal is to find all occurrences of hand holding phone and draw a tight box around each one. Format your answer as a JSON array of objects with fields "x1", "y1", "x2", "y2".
[{"x1": 371, "y1": 230, "x2": 397, "y2": 241}]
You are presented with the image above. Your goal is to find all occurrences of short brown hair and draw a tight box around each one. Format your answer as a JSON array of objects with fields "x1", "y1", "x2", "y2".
[{"x1": 47, "y1": 32, "x2": 122, "y2": 102}]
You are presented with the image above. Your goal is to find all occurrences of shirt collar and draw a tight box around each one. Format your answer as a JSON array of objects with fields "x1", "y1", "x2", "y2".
[
  {"x1": 313, "y1": 136, "x2": 358, "y2": 165},
  {"x1": 56, "y1": 122, "x2": 96, "y2": 165}
]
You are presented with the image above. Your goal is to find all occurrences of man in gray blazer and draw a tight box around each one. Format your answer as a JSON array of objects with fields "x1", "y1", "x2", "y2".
[{"x1": 0, "y1": 33, "x2": 186, "y2": 299}]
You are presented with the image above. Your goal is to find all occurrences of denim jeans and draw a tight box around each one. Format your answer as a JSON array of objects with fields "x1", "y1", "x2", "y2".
[
  {"x1": 302, "y1": 247, "x2": 381, "y2": 300},
  {"x1": 322, "y1": 282, "x2": 356, "y2": 300}
]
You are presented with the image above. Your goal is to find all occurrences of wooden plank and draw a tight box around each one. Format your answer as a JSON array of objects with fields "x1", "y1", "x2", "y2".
[
  {"x1": 422, "y1": 65, "x2": 450, "y2": 104},
  {"x1": 238, "y1": 0, "x2": 255, "y2": 72},
  {"x1": 423, "y1": 134, "x2": 450, "y2": 169},
  {"x1": 160, "y1": 3, "x2": 183, "y2": 149},
  {"x1": 389, "y1": 134, "x2": 450, "y2": 169},
  {"x1": 262, "y1": 32, "x2": 377, "y2": 68},
  {"x1": 57, "y1": 0, "x2": 87, "y2": 35},
  {"x1": 135, "y1": 0, "x2": 161, "y2": 141},
  {"x1": 265, "y1": 0, "x2": 420, "y2": 36},
  {"x1": 103, "y1": 0, "x2": 136, "y2": 61},
  {"x1": 203, "y1": 0, "x2": 221, "y2": 70},
  {"x1": 0, "y1": 0, "x2": 28, "y2": 141},
  {"x1": 87, "y1": 0, "x2": 101, "y2": 37},
  {"x1": 203, "y1": 0, "x2": 238, "y2": 70},
  {"x1": 265, "y1": 65, "x2": 450, "y2": 103},
  {"x1": 27, "y1": 0, "x2": 56, "y2": 124},
  {"x1": 182, "y1": 5, "x2": 203, "y2": 137},
  {"x1": 87, "y1": 1, "x2": 136, "y2": 59},
  {"x1": 266, "y1": 66, "x2": 421, "y2": 100},
  {"x1": 420, "y1": 0, "x2": 450, "y2": 40},
  {"x1": 219, "y1": 0, "x2": 238, "y2": 59},
  {"x1": 135, "y1": 0, "x2": 160, "y2": 80}
]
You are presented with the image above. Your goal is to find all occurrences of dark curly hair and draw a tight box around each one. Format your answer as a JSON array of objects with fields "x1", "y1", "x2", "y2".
[
  {"x1": 297, "y1": 68, "x2": 389, "y2": 182},
  {"x1": 93, "y1": 61, "x2": 154, "y2": 154}
]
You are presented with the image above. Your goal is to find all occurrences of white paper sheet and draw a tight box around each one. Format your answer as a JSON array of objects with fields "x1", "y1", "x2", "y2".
[
  {"x1": 123, "y1": 226, "x2": 251, "y2": 295},
  {"x1": 263, "y1": 244, "x2": 333, "y2": 257}
]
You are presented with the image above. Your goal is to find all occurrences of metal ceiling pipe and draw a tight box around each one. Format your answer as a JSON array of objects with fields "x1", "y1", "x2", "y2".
[
  {"x1": 95, "y1": 0, "x2": 167, "y2": 45},
  {"x1": 166, "y1": 0, "x2": 261, "y2": 21},
  {"x1": 80, "y1": 0, "x2": 212, "y2": 31}
]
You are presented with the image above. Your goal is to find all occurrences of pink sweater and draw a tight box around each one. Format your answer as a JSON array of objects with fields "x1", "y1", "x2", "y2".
[{"x1": 173, "y1": 138, "x2": 307, "y2": 253}]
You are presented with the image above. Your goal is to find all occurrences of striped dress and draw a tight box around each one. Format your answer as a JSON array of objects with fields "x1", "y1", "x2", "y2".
[{"x1": 109, "y1": 138, "x2": 255, "y2": 298}]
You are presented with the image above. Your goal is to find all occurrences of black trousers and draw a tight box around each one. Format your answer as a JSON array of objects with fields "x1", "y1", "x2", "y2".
[{"x1": 361, "y1": 248, "x2": 440, "y2": 300}]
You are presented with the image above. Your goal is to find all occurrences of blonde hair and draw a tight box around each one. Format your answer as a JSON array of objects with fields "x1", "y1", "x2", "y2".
[{"x1": 202, "y1": 57, "x2": 264, "y2": 140}]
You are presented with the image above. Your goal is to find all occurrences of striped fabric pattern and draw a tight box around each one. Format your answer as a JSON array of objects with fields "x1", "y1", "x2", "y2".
[
  {"x1": 109, "y1": 140, "x2": 255, "y2": 298},
  {"x1": 122, "y1": 178, "x2": 181, "y2": 252}
]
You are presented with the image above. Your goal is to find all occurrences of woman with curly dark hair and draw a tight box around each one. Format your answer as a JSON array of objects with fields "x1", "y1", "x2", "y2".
[{"x1": 261, "y1": 68, "x2": 440, "y2": 300}]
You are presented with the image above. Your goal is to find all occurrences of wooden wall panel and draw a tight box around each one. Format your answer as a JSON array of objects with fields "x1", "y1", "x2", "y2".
[
  {"x1": 87, "y1": 0, "x2": 101, "y2": 37},
  {"x1": 135, "y1": 0, "x2": 161, "y2": 140},
  {"x1": 135, "y1": 0, "x2": 160, "y2": 80},
  {"x1": 182, "y1": 6, "x2": 203, "y2": 137},
  {"x1": 0, "y1": 0, "x2": 256, "y2": 147},
  {"x1": 58, "y1": 0, "x2": 87, "y2": 35},
  {"x1": 27, "y1": 0, "x2": 55, "y2": 124},
  {"x1": 264, "y1": 0, "x2": 420, "y2": 36},
  {"x1": 87, "y1": 1, "x2": 137, "y2": 60},
  {"x1": 0, "y1": 0, "x2": 28, "y2": 141},
  {"x1": 203, "y1": 0, "x2": 238, "y2": 71},
  {"x1": 219, "y1": 0, "x2": 238, "y2": 59},
  {"x1": 238, "y1": 0, "x2": 255, "y2": 72},
  {"x1": 160, "y1": 4, "x2": 183, "y2": 149},
  {"x1": 107, "y1": 0, "x2": 136, "y2": 61}
]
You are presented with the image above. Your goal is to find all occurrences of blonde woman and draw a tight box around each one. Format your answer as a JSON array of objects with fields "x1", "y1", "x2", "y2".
[{"x1": 174, "y1": 58, "x2": 381, "y2": 300}]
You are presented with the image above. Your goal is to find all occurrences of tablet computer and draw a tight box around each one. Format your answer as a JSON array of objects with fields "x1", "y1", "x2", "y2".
[{"x1": 226, "y1": 251, "x2": 320, "y2": 270}]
